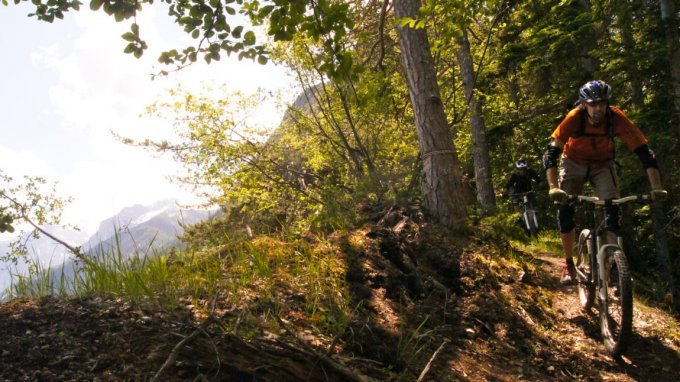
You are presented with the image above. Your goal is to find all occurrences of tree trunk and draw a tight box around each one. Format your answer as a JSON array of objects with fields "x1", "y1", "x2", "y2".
[
  {"x1": 650, "y1": 204, "x2": 676, "y2": 303},
  {"x1": 659, "y1": 0, "x2": 680, "y2": 136},
  {"x1": 455, "y1": 30, "x2": 496, "y2": 212},
  {"x1": 619, "y1": 8, "x2": 644, "y2": 108},
  {"x1": 576, "y1": 0, "x2": 599, "y2": 76},
  {"x1": 394, "y1": 0, "x2": 468, "y2": 228}
]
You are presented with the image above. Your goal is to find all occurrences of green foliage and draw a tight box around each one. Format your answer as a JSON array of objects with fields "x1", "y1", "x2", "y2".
[
  {"x1": 0, "y1": 170, "x2": 74, "y2": 264},
  {"x1": 476, "y1": 210, "x2": 527, "y2": 243},
  {"x1": 10, "y1": 0, "x2": 680, "y2": 302},
  {"x1": 4, "y1": 230, "x2": 174, "y2": 302},
  {"x1": 11, "y1": 0, "x2": 360, "y2": 81},
  {"x1": 0, "y1": 210, "x2": 14, "y2": 233}
]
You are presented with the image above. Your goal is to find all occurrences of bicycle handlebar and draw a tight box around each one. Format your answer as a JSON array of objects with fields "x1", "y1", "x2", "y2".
[
  {"x1": 568, "y1": 194, "x2": 650, "y2": 206},
  {"x1": 509, "y1": 191, "x2": 535, "y2": 196}
]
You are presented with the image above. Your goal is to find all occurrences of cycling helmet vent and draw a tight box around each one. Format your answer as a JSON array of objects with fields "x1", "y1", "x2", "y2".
[
  {"x1": 578, "y1": 80, "x2": 612, "y2": 103},
  {"x1": 515, "y1": 159, "x2": 528, "y2": 169}
]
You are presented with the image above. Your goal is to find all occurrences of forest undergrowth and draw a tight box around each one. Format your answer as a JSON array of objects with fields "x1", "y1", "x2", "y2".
[{"x1": 0, "y1": 203, "x2": 678, "y2": 381}]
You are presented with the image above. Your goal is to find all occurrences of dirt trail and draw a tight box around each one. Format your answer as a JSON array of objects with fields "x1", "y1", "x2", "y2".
[
  {"x1": 0, "y1": 224, "x2": 677, "y2": 381},
  {"x1": 533, "y1": 253, "x2": 680, "y2": 381}
]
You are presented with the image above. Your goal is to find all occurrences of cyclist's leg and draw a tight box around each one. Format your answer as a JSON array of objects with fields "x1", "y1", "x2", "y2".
[
  {"x1": 558, "y1": 159, "x2": 587, "y2": 282},
  {"x1": 590, "y1": 161, "x2": 621, "y2": 245}
]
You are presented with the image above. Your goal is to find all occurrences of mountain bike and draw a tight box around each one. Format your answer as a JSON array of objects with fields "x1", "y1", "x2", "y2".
[
  {"x1": 570, "y1": 193, "x2": 649, "y2": 357},
  {"x1": 510, "y1": 191, "x2": 539, "y2": 237}
]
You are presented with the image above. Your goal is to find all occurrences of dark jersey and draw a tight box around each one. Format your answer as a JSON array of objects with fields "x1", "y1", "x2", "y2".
[{"x1": 505, "y1": 169, "x2": 541, "y2": 194}]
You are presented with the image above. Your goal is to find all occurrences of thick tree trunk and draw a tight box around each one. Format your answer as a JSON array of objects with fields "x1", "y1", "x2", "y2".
[
  {"x1": 455, "y1": 30, "x2": 496, "y2": 212},
  {"x1": 650, "y1": 204, "x2": 676, "y2": 303},
  {"x1": 659, "y1": 0, "x2": 680, "y2": 136},
  {"x1": 576, "y1": 0, "x2": 599, "y2": 75},
  {"x1": 619, "y1": 8, "x2": 644, "y2": 108},
  {"x1": 654, "y1": 0, "x2": 678, "y2": 302},
  {"x1": 394, "y1": 0, "x2": 468, "y2": 228}
]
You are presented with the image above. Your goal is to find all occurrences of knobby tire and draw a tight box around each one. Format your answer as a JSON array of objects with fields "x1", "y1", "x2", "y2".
[
  {"x1": 576, "y1": 229, "x2": 595, "y2": 309},
  {"x1": 600, "y1": 248, "x2": 633, "y2": 357}
]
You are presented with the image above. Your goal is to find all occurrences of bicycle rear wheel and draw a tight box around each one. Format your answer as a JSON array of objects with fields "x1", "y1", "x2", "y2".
[
  {"x1": 575, "y1": 229, "x2": 595, "y2": 309},
  {"x1": 600, "y1": 248, "x2": 633, "y2": 357}
]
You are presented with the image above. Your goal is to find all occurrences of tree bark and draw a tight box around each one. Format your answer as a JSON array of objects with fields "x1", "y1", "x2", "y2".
[
  {"x1": 650, "y1": 204, "x2": 676, "y2": 303},
  {"x1": 619, "y1": 8, "x2": 644, "y2": 108},
  {"x1": 659, "y1": 0, "x2": 680, "y2": 136},
  {"x1": 394, "y1": 0, "x2": 468, "y2": 229},
  {"x1": 455, "y1": 30, "x2": 496, "y2": 212}
]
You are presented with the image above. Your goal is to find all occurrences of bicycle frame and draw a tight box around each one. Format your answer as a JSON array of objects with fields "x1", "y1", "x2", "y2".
[
  {"x1": 510, "y1": 191, "x2": 539, "y2": 235},
  {"x1": 572, "y1": 194, "x2": 648, "y2": 356},
  {"x1": 579, "y1": 200, "x2": 623, "y2": 301}
]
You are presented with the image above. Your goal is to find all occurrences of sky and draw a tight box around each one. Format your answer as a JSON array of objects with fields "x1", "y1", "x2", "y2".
[{"x1": 0, "y1": 3, "x2": 296, "y2": 236}]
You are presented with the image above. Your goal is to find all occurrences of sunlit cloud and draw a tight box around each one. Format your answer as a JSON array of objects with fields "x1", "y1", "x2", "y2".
[{"x1": 2, "y1": 7, "x2": 295, "y2": 234}]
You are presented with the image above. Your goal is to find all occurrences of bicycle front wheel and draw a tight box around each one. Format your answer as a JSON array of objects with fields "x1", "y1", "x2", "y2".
[
  {"x1": 600, "y1": 248, "x2": 633, "y2": 357},
  {"x1": 575, "y1": 229, "x2": 595, "y2": 309},
  {"x1": 524, "y1": 210, "x2": 538, "y2": 237}
]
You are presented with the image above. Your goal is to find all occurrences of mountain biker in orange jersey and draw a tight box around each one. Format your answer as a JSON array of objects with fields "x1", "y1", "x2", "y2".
[{"x1": 542, "y1": 80, "x2": 667, "y2": 284}]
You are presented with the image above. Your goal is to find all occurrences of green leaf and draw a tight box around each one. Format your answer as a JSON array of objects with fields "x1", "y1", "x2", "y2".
[
  {"x1": 121, "y1": 32, "x2": 136, "y2": 42},
  {"x1": 259, "y1": 5, "x2": 274, "y2": 17},
  {"x1": 396, "y1": 17, "x2": 414, "y2": 27},
  {"x1": 225, "y1": 6, "x2": 236, "y2": 15},
  {"x1": 232, "y1": 25, "x2": 243, "y2": 38},
  {"x1": 90, "y1": 0, "x2": 103, "y2": 11},
  {"x1": 179, "y1": 16, "x2": 194, "y2": 25},
  {"x1": 243, "y1": 30, "x2": 256, "y2": 46},
  {"x1": 257, "y1": 55, "x2": 268, "y2": 65}
]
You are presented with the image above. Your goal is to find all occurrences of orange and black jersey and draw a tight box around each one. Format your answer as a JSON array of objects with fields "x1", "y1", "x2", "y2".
[{"x1": 551, "y1": 106, "x2": 648, "y2": 166}]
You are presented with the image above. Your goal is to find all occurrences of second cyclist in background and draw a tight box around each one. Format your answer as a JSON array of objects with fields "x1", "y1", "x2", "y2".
[
  {"x1": 503, "y1": 159, "x2": 542, "y2": 205},
  {"x1": 503, "y1": 159, "x2": 542, "y2": 234}
]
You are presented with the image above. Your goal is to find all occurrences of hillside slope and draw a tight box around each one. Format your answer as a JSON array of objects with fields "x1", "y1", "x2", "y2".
[{"x1": 0, "y1": 205, "x2": 678, "y2": 381}]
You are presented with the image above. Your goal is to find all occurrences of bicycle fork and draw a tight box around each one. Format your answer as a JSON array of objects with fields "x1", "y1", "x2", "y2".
[
  {"x1": 596, "y1": 244, "x2": 620, "y2": 302},
  {"x1": 523, "y1": 210, "x2": 538, "y2": 230}
]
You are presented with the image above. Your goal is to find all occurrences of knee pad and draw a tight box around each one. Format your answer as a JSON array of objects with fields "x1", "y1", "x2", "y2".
[
  {"x1": 557, "y1": 204, "x2": 575, "y2": 233},
  {"x1": 604, "y1": 204, "x2": 621, "y2": 231}
]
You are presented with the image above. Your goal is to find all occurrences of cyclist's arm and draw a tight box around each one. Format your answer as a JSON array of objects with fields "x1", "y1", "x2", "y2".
[
  {"x1": 543, "y1": 139, "x2": 565, "y2": 189},
  {"x1": 632, "y1": 144, "x2": 663, "y2": 190},
  {"x1": 504, "y1": 174, "x2": 516, "y2": 193},
  {"x1": 647, "y1": 167, "x2": 663, "y2": 189}
]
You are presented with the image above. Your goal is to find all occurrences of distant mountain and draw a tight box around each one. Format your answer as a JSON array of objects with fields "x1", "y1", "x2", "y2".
[
  {"x1": 0, "y1": 225, "x2": 90, "y2": 292},
  {"x1": 82, "y1": 199, "x2": 213, "y2": 256},
  {"x1": 0, "y1": 199, "x2": 216, "y2": 294}
]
